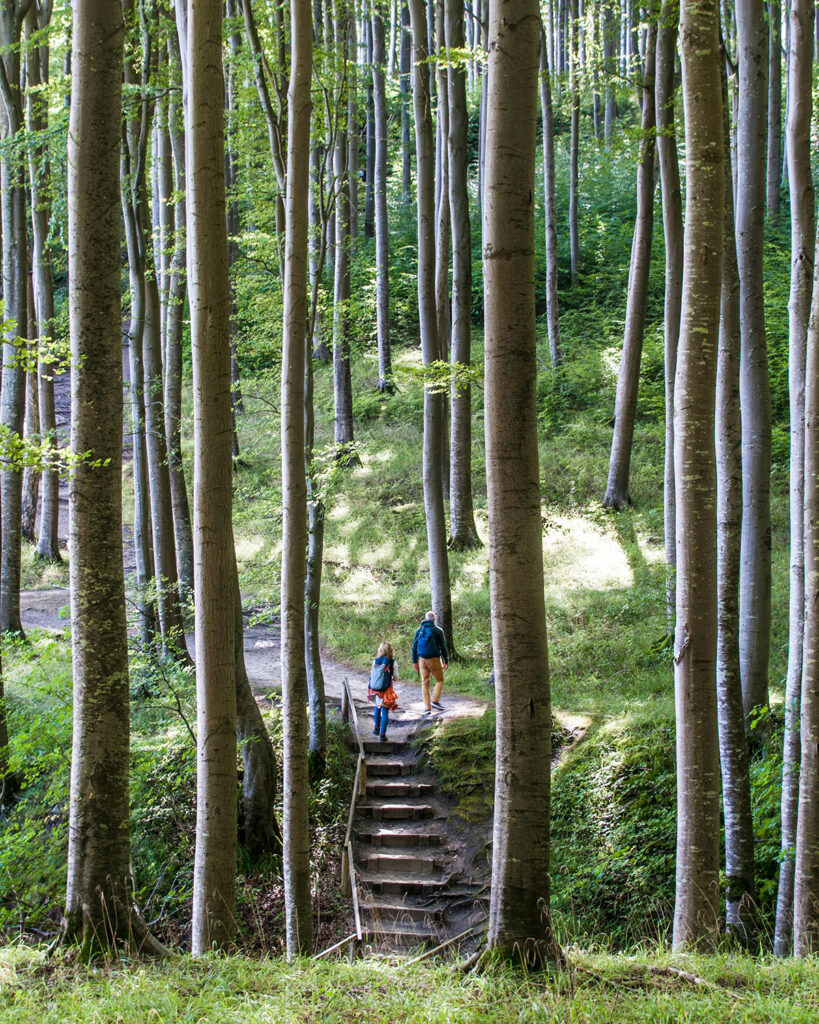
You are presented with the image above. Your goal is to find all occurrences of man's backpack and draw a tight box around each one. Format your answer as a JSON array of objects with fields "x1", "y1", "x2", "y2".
[{"x1": 369, "y1": 660, "x2": 391, "y2": 692}]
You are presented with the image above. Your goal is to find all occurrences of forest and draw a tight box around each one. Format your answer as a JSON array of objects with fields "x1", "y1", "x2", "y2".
[{"x1": 0, "y1": 0, "x2": 818, "y2": 1018}]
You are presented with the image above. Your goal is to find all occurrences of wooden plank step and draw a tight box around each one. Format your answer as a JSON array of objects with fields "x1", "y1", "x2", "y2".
[
  {"x1": 360, "y1": 901, "x2": 442, "y2": 923},
  {"x1": 358, "y1": 829, "x2": 441, "y2": 848},
  {"x1": 359, "y1": 853, "x2": 442, "y2": 875},
  {"x1": 366, "y1": 782, "x2": 435, "y2": 799},
  {"x1": 365, "y1": 760, "x2": 416, "y2": 778},
  {"x1": 361, "y1": 739, "x2": 406, "y2": 755},
  {"x1": 359, "y1": 872, "x2": 445, "y2": 895},
  {"x1": 359, "y1": 803, "x2": 434, "y2": 821}
]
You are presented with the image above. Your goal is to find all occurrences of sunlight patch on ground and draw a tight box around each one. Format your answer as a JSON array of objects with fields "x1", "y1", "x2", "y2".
[
  {"x1": 543, "y1": 514, "x2": 632, "y2": 594},
  {"x1": 234, "y1": 535, "x2": 265, "y2": 560},
  {"x1": 601, "y1": 344, "x2": 622, "y2": 384}
]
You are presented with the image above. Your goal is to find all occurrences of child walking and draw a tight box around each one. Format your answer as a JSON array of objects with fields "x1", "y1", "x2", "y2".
[{"x1": 369, "y1": 641, "x2": 399, "y2": 741}]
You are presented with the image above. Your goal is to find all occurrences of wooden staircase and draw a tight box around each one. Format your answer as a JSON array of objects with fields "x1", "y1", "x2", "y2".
[{"x1": 353, "y1": 734, "x2": 487, "y2": 954}]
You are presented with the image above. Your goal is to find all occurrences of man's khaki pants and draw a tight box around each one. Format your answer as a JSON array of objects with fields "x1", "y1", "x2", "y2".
[{"x1": 418, "y1": 656, "x2": 445, "y2": 709}]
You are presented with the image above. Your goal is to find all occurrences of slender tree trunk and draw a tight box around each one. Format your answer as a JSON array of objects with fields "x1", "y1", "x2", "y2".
[
  {"x1": 539, "y1": 29, "x2": 562, "y2": 367},
  {"x1": 483, "y1": 0, "x2": 560, "y2": 967},
  {"x1": 364, "y1": 13, "x2": 375, "y2": 239},
  {"x1": 656, "y1": 0, "x2": 682, "y2": 623},
  {"x1": 736, "y1": 0, "x2": 772, "y2": 730},
  {"x1": 21, "y1": 276, "x2": 39, "y2": 545},
  {"x1": 795, "y1": 196, "x2": 819, "y2": 958},
  {"x1": 26, "y1": 4, "x2": 61, "y2": 563},
  {"x1": 399, "y1": 1, "x2": 412, "y2": 202},
  {"x1": 333, "y1": 3, "x2": 356, "y2": 459},
  {"x1": 777, "y1": 0, "x2": 814, "y2": 955},
  {"x1": 446, "y1": 0, "x2": 480, "y2": 550},
  {"x1": 672, "y1": 0, "x2": 723, "y2": 952},
  {"x1": 603, "y1": 0, "x2": 617, "y2": 141},
  {"x1": 568, "y1": 0, "x2": 580, "y2": 286},
  {"x1": 0, "y1": 2, "x2": 29, "y2": 638},
  {"x1": 717, "y1": 54, "x2": 756, "y2": 948},
  {"x1": 603, "y1": 23, "x2": 658, "y2": 509},
  {"x1": 767, "y1": 1, "x2": 782, "y2": 223},
  {"x1": 371, "y1": 2, "x2": 392, "y2": 391},
  {"x1": 187, "y1": 0, "x2": 238, "y2": 954},
  {"x1": 408, "y1": 0, "x2": 454, "y2": 653},
  {"x1": 165, "y1": 34, "x2": 195, "y2": 598},
  {"x1": 62, "y1": 0, "x2": 164, "y2": 956},
  {"x1": 281, "y1": 0, "x2": 313, "y2": 957}
]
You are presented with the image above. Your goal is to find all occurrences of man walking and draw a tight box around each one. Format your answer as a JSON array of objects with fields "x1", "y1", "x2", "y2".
[{"x1": 412, "y1": 610, "x2": 449, "y2": 715}]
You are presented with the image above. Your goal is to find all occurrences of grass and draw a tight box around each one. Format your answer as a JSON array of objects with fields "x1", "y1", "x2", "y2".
[{"x1": 0, "y1": 946, "x2": 817, "y2": 1023}]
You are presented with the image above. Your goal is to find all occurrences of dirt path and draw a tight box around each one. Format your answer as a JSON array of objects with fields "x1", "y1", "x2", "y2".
[{"x1": 19, "y1": 586, "x2": 488, "y2": 733}]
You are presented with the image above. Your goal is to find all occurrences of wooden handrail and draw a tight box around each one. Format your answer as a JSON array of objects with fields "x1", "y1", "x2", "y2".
[
  {"x1": 348, "y1": 841, "x2": 363, "y2": 943},
  {"x1": 315, "y1": 931, "x2": 359, "y2": 959},
  {"x1": 342, "y1": 676, "x2": 365, "y2": 759},
  {"x1": 338, "y1": 675, "x2": 366, "y2": 957}
]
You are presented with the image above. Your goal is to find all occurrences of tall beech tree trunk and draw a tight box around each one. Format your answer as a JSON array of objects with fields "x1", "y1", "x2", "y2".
[
  {"x1": 767, "y1": 1, "x2": 782, "y2": 223},
  {"x1": 371, "y1": 1, "x2": 392, "y2": 392},
  {"x1": 186, "y1": 0, "x2": 238, "y2": 954},
  {"x1": 656, "y1": 0, "x2": 682, "y2": 623},
  {"x1": 0, "y1": 0, "x2": 30, "y2": 638},
  {"x1": 408, "y1": 0, "x2": 454, "y2": 653},
  {"x1": 672, "y1": 0, "x2": 723, "y2": 952},
  {"x1": 399, "y1": 1, "x2": 412, "y2": 202},
  {"x1": 775, "y1": 0, "x2": 814, "y2": 955},
  {"x1": 736, "y1": 0, "x2": 772, "y2": 730},
  {"x1": 603, "y1": 23, "x2": 657, "y2": 510},
  {"x1": 446, "y1": 0, "x2": 480, "y2": 549},
  {"x1": 26, "y1": 1, "x2": 61, "y2": 564},
  {"x1": 539, "y1": 28, "x2": 562, "y2": 368},
  {"x1": 568, "y1": 0, "x2": 579, "y2": 286},
  {"x1": 795, "y1": 197, "x2": 819, "y2": 958},
  {"x1": 717, "y1": 56, "x2": 755, "y2": 947},
  {"x1": 165, "y1": 34, "x2": 195, "y2": 598},
  {"x1": 483, "y1": 0, "x2": 560, "y2": 967},
  {"x1": 603, "y1": 0, "x2": 618, "y2": 142},
  {"x1": 21, "y1": 288, "x2": 39, "y2": 544},
  {"x1": 281, "y1": 0, "x2": 313, "y2": 957},
  {"x1": 333, "y1": 2, "x2": 356, "y2": 459},
  {"x1": 62, "y1": 0, "x2": 163, "y2": 956}
]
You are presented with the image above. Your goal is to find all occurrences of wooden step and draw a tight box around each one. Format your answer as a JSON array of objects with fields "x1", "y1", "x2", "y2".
[
  {"x1": 365, "y1": 759, "x2": 416, "y2": 778},
  {"x1": 360, "y1": 901, "x2": 442, "y2": 924},
  {"x1": 362, "y1": 739, "x2": 405, "y2": 755},
  {"x1": 363, "y1": 924, "x2": 439, "y2": 947},
  {"x1": 358, "y1": 829, "x2": 441, "y2": 848},
  {"x1": 359, "y1": 802, "x2": 434, "y2": 821},
  {"x1": 359, "y1": 852, "x2": 443, "y2": 875},
  {"x1": 359, "y1": 872, "x2": 445, "y2": 895},
  {"x1": 366, "y1": 781, "x2": 435, "y2": 799}
]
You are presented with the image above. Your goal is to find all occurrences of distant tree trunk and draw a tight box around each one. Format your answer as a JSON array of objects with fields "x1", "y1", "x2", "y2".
[
  {"x1": 736, "y1": 0, "x2": 772, "y2": 730},
  {"x1": 363, "y1": 13, "x2": 375, "y2": 239},
  {"x1": 483, "y1": 0, "x2": 560, "y2": 968},
  {"x1": 434, "y1": 0, "x2": 451, "y2": 503},
  {"x1": 777, "y1": 0, "x2": 814, "y2": 956},
  {"x1": 348, "y1": 14, "x2": 360, "y2": 244},
  {"x1": 371, "y1": 2, "x2": 392, "y2": 391},
  {"x1": 602, "y1": 23, "x2": 657, "y2": 510},
  {"x1": 62, "y1": 0, "x2": 164, "y2": 956},
  {"x1": 281, "y1": 0, "x2": 313, "y2": 958},
  {"x1": 446, "y1": 0, "x2": 480, "y2": 550},
  {"x1": 26, "y1": 3, "x2": 61, "y2": 564},
  {"x1": 408, "y1": 0, "x2": 454, "y2": 653},
  {"x1": 0, "y1": 0, "x2": 30, "y2": 638},
  {"x1": 399, "y1": 1, "x2": 412, "y2": 202},
  {"x1": 333, "y1": 4, "x2": 356, "y2": 459},
  {"x1": 767, "y1": 1, "x2": 782, "y2": 224},
  {"x1": 539, "y1": 27, "x2": 562, "y2": 368},
  {"x1": 186, "y1": 0, "x2": 238, "y2": 954},
  {"x1": 656, "y1": 0, "x2": 682, "y2": 623},
  {"x1": 717, "y1": 55, "x2": 755, "y2": 948},
  {"x1": 603, "y1": 0, "x2": 617, "y2": 141},
  {"x1": 672, "y1": 0, "x2": 723, "y2": 952},
  {"x1": 165, "y1": 32, "x2": 195, "y2": 598},
  {"x1": 568, "y1": 0, "x2": 579, "y2": 286},
  {"x1": 21, "y1": 280, "x2": 40, "y2": 545}
]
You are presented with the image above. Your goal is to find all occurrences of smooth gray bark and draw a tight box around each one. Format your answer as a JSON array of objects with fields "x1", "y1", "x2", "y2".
[
  {"x1": 408, "y1": 0, "x2": 454, "y2": 652},
  {"x1": 776, "y1": 0, "x2": 814, "y2": 956},
  {"x1": 736, "y1": 0, "x2": 772, "y2": 730},
  {"x1": 371, "y1": 3, "x2": 392, "y2": 391},
  {"x1": 603, "y1": 23, "x2": 658, "y2": 509},
  {"x1": 539, "y1": 28, "x2": 562, "y2": 368}
]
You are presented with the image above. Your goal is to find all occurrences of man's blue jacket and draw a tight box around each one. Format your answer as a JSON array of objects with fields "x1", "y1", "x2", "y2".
[{"x1": 412, "y1": 619, "x2": 449, "y2": 663}]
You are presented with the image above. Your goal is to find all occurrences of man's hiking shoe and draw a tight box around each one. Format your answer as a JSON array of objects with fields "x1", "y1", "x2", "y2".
[
  {"x1": 379, "y1": 733, "x2": 388, "y2": 742},
  {"x1": 431, "y1": 701, "x2": 445, "y2": 711},
  {"x1": 423, "y1": 709, "x2": 432, "y2": 717}
]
